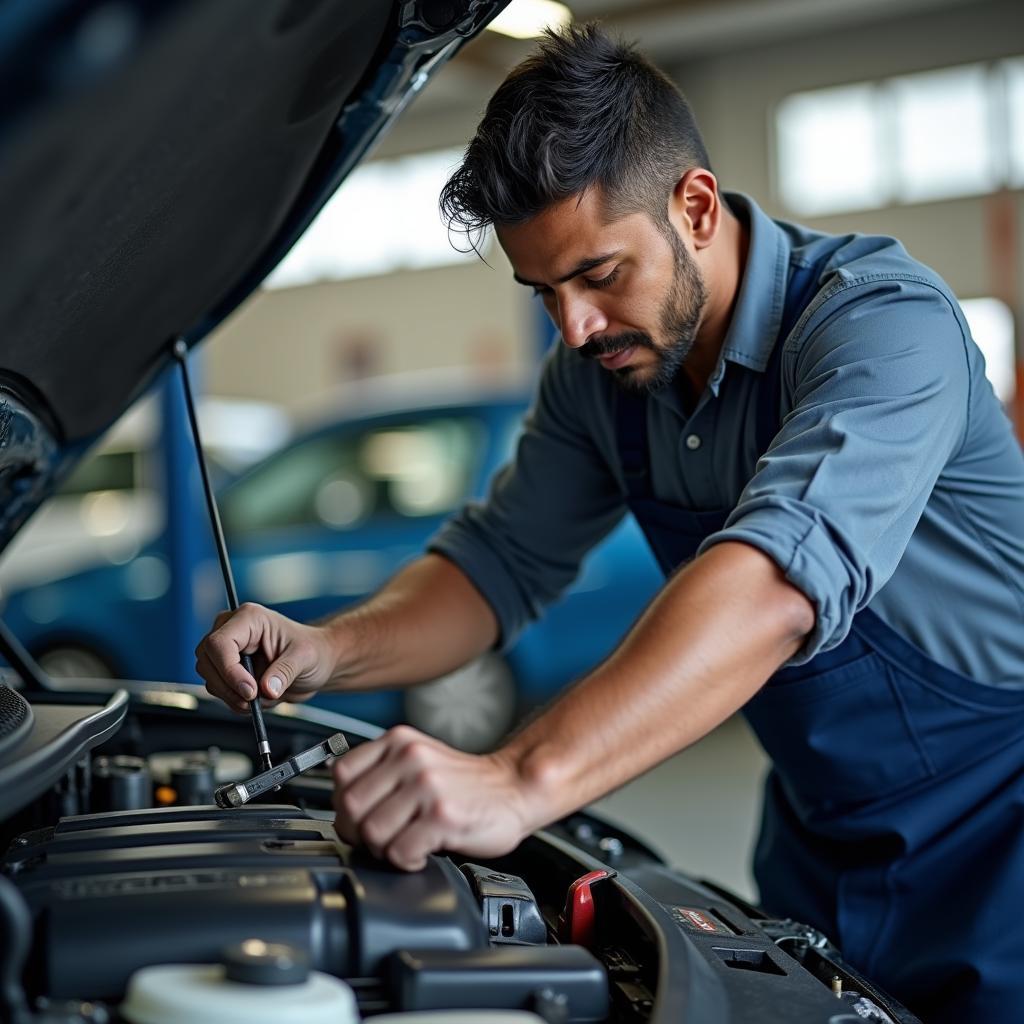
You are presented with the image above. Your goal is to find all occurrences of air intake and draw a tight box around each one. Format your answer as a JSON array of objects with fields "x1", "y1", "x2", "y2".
[{"x1": 0, "y1": 683, "x2": 32, "y2": 758}]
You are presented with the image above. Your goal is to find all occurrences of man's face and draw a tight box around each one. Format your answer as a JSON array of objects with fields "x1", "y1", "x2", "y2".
[{"x1": 496, "y1": 189, "x2": 708, "y2": 392}]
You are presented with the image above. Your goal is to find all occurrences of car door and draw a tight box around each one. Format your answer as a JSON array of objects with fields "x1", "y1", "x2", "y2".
[{"x1": 222, "y1": 409, "x2": 488, "y2": 624}]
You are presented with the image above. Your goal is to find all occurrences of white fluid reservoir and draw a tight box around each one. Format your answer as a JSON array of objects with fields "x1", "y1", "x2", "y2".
[{"x1": 121, "y1": 963, "x2": 359, "y2": 1024}]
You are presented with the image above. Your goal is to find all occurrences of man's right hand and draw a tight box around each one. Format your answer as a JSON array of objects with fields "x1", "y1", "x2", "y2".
[{"x1": 194, "y1": 603, "x2": 340, "y2": 713}]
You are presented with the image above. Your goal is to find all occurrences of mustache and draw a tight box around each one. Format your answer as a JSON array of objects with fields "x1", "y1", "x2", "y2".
[{"x1": 579, "y1": 331, "x2": 656, "y2": 360}]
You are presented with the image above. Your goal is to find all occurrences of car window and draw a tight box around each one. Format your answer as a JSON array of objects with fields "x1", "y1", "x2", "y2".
[
  {"x1": 221, "y1": 417, "x2": 482, "y2": 537},
  {"x1": 58, "y1": 450, "x2": 138, "y2": 495}
]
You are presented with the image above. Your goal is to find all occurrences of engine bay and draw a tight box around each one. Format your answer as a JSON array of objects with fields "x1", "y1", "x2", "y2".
[{"x1": 0, "y1": 681, "x2": 919, "y2": 1024}]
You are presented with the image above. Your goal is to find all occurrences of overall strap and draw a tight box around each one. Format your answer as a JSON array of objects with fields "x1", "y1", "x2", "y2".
[
  {"x1": 753, "y1": 261, "x2": 823, "y2": 453},
  {"x1": 616, "y1": 388, "x2": 650, "y2": 501}
]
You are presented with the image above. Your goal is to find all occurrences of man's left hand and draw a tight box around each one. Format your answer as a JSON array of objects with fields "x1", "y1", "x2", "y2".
[{"x1": 331, "y1": 725, "x2": 534, "y2": 870}]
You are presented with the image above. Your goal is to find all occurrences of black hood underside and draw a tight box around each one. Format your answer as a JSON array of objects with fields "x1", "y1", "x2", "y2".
[
  {"x1": 0, "y1": 0, "x2": 505, "y2": 550},
  {"x1": 0, "y1": 0, "x2": 392, "y2": 442}
]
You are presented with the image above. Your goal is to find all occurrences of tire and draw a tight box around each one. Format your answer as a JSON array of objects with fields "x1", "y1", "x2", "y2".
[
  {"x1": 403, "y1": 652, "x2": 518, "y2": 753},
  {"x1": 35, "y1": 644, "x2": 116, "y2": 680}
]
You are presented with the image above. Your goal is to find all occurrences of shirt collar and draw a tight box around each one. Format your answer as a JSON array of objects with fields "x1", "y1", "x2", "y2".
[
  {"x1": 647, "y1": 192, "x2": 792, "y2": 413},
  {"x1": 716, "y1": 191, "x2": 790, "y2": 377}
]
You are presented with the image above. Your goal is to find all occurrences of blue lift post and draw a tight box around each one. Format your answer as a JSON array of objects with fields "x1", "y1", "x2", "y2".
[{"x1": 156, "y1": 356, "x2": 216, "y2": 684}]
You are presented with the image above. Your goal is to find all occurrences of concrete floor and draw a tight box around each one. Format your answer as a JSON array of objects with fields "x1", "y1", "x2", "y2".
[{"x1": 592, "y1": 714, "x2": 769, "y2": 902}]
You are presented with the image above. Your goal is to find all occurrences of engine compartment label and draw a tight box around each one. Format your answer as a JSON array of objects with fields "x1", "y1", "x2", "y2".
[
  {"x1": 52, "y1": 869, "x2": 309, "y2": 899},
  {"x1": 670, "y1": 906, "x2": 723, "y2": 934}
]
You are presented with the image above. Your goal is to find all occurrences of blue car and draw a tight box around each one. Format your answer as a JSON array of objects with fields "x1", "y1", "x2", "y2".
[{"x1": 0, "y1": 382, "x2": 662, "y2": 750}]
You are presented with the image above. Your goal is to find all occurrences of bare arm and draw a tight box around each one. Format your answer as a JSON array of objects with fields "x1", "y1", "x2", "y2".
[
  {"x1": 195, "y1": 553, "x2": 498, "y2": 711},
  {"x1": 331, "y1": 541, "x2": 815, "y2": 869},
  {"x1": 320, "y1": 553, "x2": 500, "y2": 690},
  {"x1": 500, "y1": 541, "x2": 814, "y2": 823}
]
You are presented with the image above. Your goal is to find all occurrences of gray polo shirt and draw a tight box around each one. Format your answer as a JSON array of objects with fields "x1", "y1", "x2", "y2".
[{"x1": 430, "y1": 193, "x2": 1024, "y2": 687}]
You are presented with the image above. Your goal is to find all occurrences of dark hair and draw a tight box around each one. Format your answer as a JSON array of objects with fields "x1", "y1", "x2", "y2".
[{"x1": 440, "y1": 22, "x2": 711, "y2": 252}]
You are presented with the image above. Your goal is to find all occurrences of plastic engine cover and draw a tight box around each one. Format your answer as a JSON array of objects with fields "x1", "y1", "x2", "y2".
[{"x1": 3, "y1": 805, "x2": 487, "y2": 1001}]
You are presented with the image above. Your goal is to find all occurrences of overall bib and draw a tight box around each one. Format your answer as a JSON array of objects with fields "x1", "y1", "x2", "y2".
[{"x1": 614, "y1": 262, "x2": 1024, "y2": 1023}]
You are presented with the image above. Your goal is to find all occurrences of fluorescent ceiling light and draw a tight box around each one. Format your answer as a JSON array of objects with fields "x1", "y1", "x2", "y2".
[{"x1": 486, "y1": 0, "x2": 571, "y2": 39}]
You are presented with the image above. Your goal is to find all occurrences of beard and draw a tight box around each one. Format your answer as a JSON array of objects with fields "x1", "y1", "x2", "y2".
[{"x1": 579, "y1": 228, "x2": 708, "y2": 394}]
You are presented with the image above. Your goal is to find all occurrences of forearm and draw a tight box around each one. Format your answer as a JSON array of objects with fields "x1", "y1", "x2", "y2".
[
  {"x1": 320, "y1": 553, "x2": 500, "y2": 691},
  {"x1": 499, "y1": 541, "x2": 815, "y2": 830}
]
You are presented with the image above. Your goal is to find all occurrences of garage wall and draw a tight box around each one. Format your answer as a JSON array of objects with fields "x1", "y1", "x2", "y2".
[
  {"x1": 204, "y1": 244, "x2": 531, "y2": 416},
  {"x1": 672, "y1": 0, "x2": 1024, "y2": 302}
]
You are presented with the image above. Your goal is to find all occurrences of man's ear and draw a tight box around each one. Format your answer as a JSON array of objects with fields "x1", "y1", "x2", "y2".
[{"x1": 668, "y1": 168, "x2": 720, "y2": 251}]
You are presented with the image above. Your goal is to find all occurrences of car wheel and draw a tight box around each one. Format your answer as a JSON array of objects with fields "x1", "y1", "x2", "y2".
[
  {"x1": 403, "y1": 652, "x2": 517, "y2": 753},
  {"x1": 35, "y1": 644, "x2": 115, "y2": 680}
]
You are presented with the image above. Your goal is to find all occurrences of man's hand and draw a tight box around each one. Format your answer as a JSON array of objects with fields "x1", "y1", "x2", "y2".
[
  {"x1": 195, "y1": 603, "x2": 339, "y2": 713},
  {"x1": 332, "y1": 725, "x2": 536, "y2": 871}
]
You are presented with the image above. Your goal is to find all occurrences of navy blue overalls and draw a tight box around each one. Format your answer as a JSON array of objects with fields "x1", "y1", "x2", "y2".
[{"x1": 614, "y1": 259, "x2": 1024, "y2": 1023}]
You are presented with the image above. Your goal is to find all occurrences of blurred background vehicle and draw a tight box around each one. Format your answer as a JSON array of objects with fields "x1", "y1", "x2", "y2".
[
  {"x1": 0, "y1": 369, "x2": 662, "y2": 752},
  {"x1": 0, "y1": 389, "x2": 290, "y2": 603}
]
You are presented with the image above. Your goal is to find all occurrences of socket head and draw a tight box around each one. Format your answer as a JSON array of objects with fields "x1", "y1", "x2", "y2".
[
  {"x1": 327, "y1": 733, "x2": 349, "y2": 757},
  {"x1": 214, "y1": 782, "x2": 246, "y2": 809}
]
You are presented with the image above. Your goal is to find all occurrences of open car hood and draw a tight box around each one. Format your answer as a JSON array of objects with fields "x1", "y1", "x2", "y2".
[{"x1": 0, "y1": 0, "x2": 505, "y2": 552}]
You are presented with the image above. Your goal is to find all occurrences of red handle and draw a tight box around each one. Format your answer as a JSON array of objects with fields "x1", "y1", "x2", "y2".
[{"x1": 559, "y1": 869, "x2": 611, "y2": 947}]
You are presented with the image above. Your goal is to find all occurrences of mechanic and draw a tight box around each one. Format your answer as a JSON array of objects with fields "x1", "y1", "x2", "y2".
[{"x1": 196, "y1": 25, "x2": 1024, "y2": 1023}]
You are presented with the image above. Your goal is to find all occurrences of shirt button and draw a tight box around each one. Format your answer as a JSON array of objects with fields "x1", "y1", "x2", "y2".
[{"x1": 685, "y1": 434, "x2": 702, "y2": 451}]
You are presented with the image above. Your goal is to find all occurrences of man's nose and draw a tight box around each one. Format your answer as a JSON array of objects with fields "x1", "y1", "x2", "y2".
[{"x1": 558, "y1": 294, "x2": 608, "y2": 349}]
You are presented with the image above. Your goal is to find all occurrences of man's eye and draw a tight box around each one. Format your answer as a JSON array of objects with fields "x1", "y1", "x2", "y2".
[
  {"x1": 585, "y1": 268, "x2": 620, "y2": 289},
  {"x1": 532, "y1": 285, "x2": 553, "y2": 298}
]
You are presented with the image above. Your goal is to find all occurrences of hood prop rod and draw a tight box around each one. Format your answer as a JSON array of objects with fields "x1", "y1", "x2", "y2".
[{"x1": 171, "y1": 339, "x2": 273, "y2": 775}]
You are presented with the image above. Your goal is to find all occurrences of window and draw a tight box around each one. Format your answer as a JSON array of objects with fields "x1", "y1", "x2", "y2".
[
  {"x1": 776, "y1": 84, "x2": 883, "y2": 217},
  {"x1": 777, "y1": 57, "x2": 1023, "y2": 216},
  {"x1": 221, "y1": 417, "x2": 483, "y2": 537},
  {"x1": 59, "y1": 450, "x2": 137, "y2": 495},
  {"x1": 892, "y1": 65, "x2": 994, "y2": 203},
  {"x1": 961, "y1": 297, "x2": 1017, "y2": 405},
  {"x1": 1006, "y1": 58, "x2": 1024, "y2": 188}
]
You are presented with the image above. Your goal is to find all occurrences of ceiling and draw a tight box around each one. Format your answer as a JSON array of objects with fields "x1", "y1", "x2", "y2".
[{"x1": 415, "y1": 0, "x2": 986, "y2": 112}]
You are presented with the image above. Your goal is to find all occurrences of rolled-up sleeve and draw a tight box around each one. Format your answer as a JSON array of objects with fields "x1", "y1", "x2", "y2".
[
  {"x1": 698, "y1": 277, "x2": 970, "y2": 662},
  {"x1": 429, "y1": 348, "x2": 627, "y2": 649}
]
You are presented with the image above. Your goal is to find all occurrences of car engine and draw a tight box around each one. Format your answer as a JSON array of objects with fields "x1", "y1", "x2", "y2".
[{"x1": 0, "y1": 679, "x2": 921, "y2": 1024}]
